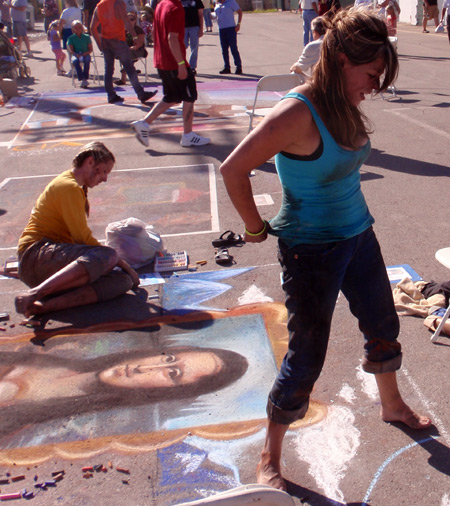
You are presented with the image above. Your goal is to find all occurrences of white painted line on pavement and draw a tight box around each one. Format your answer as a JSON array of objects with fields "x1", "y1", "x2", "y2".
[
  {"x1": 401, "y1": 366, "x2": 450, "y2": 446},
  {"x1": 7, "y1": 95, "x2": 41, "y2": 150},
  {"x1": 385, "y1": 109, "x2": 450, "y2": 141}
]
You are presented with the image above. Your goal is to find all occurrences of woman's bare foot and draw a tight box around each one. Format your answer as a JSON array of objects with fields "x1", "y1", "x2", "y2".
[
  {"x1": 381, "y1": 404, "x2": 432, "y2": 430},
  {"x1": 14, "y1": 292, "x2": 41, "y2": 317},
  {"x1": 256, "y1": 456, "x2": 287, "y2": 491}
]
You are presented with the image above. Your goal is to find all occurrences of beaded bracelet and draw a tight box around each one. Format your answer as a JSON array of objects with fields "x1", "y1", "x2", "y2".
[{"x1": 245, "y1": 220, "x2": 267, "y2": 237}]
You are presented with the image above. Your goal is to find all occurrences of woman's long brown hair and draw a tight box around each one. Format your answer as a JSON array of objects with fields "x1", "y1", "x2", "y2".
[{"x1": 310, "y1": 8, "x2": 399, "y2": 149}]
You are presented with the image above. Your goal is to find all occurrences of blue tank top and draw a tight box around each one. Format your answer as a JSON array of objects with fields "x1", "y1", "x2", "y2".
[{"x1": 269, "y1": 92, "x2": 374, "y2": 246}]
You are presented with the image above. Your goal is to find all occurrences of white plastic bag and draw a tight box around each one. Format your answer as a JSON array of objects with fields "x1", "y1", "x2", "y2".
[{"x1": 105, "y1": 217, "x2": 164, "y2": 269}]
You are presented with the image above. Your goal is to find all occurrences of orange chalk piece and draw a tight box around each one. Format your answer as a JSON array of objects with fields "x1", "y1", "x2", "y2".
[
  {"x1": 116, "y1": 467, "x2": 130, "y2": 474},
  {"x1": 10, "y1": 476, "x2": 25, "y2": 482},
  {"x1": 81, "y1": 466, "x2": 94, "y2": 472}
]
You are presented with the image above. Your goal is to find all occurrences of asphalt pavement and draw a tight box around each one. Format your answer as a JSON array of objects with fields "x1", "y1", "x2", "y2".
[{"x1": 0, "y1": 12, "x2": 449, "y2": 506}]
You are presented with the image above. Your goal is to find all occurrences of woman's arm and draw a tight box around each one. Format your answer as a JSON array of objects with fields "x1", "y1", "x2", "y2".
[{"x1": 220, "y1": 93, "x2": 315, "y2": 242}]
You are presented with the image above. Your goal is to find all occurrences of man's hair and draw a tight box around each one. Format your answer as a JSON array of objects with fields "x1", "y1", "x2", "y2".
[
  {"x1": 310, "y1": 7, "x2": 398, "y2": 149},
  {"x1": 72, "y1": 141, "x2": 115, "y2": 169},
  {"x1": 312, "y1": 16, "x2": 326, "y2": 36},
  {"x1": 64, "y1": 0, "x2": 79, "y2": 7}
]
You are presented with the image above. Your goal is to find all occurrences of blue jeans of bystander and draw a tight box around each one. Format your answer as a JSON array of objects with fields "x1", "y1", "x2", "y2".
[
  {"x1": 218, "y1": 26, "x2": 242, "y2": 69},
  {"x1": 101, "y1": 37, "x2": 145, "y2": 100},
  {"x1": 72, "y1": 54, "x2": 91, "y2": 80},
  {"x1": 184, "y1": 26, "x2": 200, "y2": 70}
]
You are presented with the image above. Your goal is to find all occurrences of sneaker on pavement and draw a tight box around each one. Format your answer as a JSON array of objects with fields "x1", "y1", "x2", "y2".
[
  {"x1": 219, "y1": 67, "x2": 231, "y2": 74},
  {"x1": 235, "y1": 67, "x2": 243, "y2": 75},
  {"x1": 80, "y1": 79, "x2": 89, "y2": 88},
  {"x1": 132, "y1": 120, "x2": 150, "y2": 147},
  {"x1": 140, "y1": 90, "x2": 158, "y2": 104},
  {"x1": 108, "y1": 94, "x2": 124, "y2": 104},
  {"x1": 66, "y1": 69, "x2": 72, "y2": 77},
  {"x1": 180, "y1": 132, "x2": 210, "y2": 147}
]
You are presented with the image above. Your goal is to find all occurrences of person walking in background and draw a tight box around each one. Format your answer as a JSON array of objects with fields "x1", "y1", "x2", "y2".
[
  {"x1": 0, "y1": 0, "x2": 12, "y2": 38},
  {"x1": 181, "y1": 0, "x2": 204, "y2": 74},
  {"x1": 298, "y1": 0, "x2": 318, "y2": 46},
  {"x1": 67, "y1": 19, "x2": 93, "y2": 88},
  {"x1": 203, "y1": 0, "x2": 213, "y2": 32},
  {"x1": 422, "y1": 0, "x2": 439, "y2": 32},
  {"x1": 215, "y1": 0, "x2": 242, "y2": 74},
  {"x1": 220, "y1": 8, "x2": 431, "y2": 492},
  {"x1": 10, "y1": 0, "x2": 32, "y2": 56},
  {"x1": 81, "y1": 0, "x2": 99, "y2": 33},
  {"x1": 47, "y1": 19, "x2": 66, "y2": 75},
  {"x1": 131, "y1": 0, "x2": 210, "y2": 148},
  {"x1": 289, "y1": 16, "x2": 325, "y2": 80},
  {"x1": 41, "y1": 0, "x2": 59, "y2": 33},
  {"x1": 91, "y1": 0, "x2": 157, "y2": 104},
  {"x1": 113, "y1": 11, "x2": 147, "y2": 85}
]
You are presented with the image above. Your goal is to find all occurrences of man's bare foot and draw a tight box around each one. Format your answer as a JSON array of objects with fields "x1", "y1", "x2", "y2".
[
  {"x1": 256, "y1": 457, "x2": 287, "y2": 491},
  {"x1": 14, "y1": 292, "x2": 41, "y2": 317},
  {"x1": 382, "y1": 405, "x2": 432, "y2": 430}
]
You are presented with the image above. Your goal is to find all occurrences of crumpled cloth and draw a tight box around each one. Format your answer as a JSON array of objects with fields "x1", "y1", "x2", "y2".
[{"x1": 393, "y1": 277, "x2": 445, "y2": 317}]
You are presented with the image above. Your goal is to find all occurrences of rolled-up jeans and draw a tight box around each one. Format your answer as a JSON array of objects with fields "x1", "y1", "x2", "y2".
[
  {"x1": 101, "y1": 37, "x2": 145, "y2": 100},
  {"x1": 267, "y1": 226, "x2": 402, "y2": 425}
]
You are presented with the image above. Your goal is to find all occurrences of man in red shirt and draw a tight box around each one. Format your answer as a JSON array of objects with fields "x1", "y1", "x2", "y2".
[
  {"x1": 131, "y1": 0, "x2": 210, "y2": 148},
  {"x1": 91, "y1": 0, "x2": 157, "y2": 104}
]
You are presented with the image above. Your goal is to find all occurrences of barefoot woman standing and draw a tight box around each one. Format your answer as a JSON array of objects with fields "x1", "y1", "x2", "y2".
[{"x1": 220, "y1": 8, "x2": 431, "y2": 491}]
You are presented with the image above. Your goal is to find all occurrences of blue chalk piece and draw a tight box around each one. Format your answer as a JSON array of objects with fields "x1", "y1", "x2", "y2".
[
  {"x1": 23, "y1": 492, "x2": 34, "y2": 500},
  {"x1": 45, "y1": 480, "x2": 56, "y2": 486}
]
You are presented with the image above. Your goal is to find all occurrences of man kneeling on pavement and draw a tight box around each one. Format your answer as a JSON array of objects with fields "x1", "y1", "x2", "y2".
[{"x1": 15, "y1": 142, "x2": 140, "y2": 319}]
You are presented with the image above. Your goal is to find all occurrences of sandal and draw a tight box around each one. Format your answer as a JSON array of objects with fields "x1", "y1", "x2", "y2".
[
  {"x1": 215, "y1": 248, "x2": 233, "y2": 265},
  {"x1": 212, "y1": 230, "x2": 244, "y2": 248},
  {"x1": 114, "y1": 79, "x2": 126, "y2": 85}
]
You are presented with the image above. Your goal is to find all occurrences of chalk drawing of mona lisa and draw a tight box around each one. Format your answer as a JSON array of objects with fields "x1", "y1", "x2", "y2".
[{"x1": 0, "y1": 307, "x2": 280, "y2": 454}]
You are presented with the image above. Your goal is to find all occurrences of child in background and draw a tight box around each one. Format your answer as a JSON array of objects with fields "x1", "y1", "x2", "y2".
[
  {"x1": 47, "y1": 20, "x2": 66, "y2": 75},
  {"x1": 139, "y1": 11, "x2": 153, "y2": 46},
  {"x1": 385, "y1": 4, "x2": 397, "y2": 35}
]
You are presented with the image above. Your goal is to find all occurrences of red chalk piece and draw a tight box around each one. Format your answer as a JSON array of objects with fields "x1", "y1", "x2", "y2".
[
  {"x1": 10, "y1": 476, "x2": 25, "y2": 482},
  {"x1": 81, "y1": 466, "x2": 94, "y2": 472},
  {"x1": 116, "y1": 467, "x2": 130, "y2": 474}
]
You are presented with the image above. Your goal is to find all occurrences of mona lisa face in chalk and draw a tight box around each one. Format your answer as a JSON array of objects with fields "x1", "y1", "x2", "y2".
[{"x1": 98, "y1": 351, "x2": 224, "y2": 389}]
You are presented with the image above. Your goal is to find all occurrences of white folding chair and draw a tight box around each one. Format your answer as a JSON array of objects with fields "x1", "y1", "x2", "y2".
[
  {"x1": 135, "y1": 55, "x2": 148, "y2": 82},
  {"x1": 430, "y1": 247, "x2": 450, "y2": 343},
  {"x1": 246, "y1": 73, "x2": 304, "y2": 133}
]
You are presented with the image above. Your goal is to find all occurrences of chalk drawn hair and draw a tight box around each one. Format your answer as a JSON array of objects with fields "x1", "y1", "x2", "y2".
[{"x1": 0, "y1": 347, "x2": 248, "y2": 437}]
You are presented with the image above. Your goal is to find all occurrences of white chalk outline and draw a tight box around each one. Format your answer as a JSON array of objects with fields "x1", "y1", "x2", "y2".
[{"x1": 0, "y1": 163, "x2": 220, "y2": 251}]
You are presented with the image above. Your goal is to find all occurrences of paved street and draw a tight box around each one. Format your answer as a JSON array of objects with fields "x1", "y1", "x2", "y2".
[{"x1": 0, "y1": 11, "x2": 449, "y2": 506}]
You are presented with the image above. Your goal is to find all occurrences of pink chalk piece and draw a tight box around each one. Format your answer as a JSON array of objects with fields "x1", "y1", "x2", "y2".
[{"x1": 0, "y1": 491, "x2": 22, "y2": 500}]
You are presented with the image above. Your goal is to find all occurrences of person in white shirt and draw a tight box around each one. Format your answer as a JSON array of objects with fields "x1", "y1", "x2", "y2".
[
  {"x1": 290, "y1": 16, "x2": 325, "y2": 80},
  {"x1": 298, "y1": 0, "x2": 319, "y2": 46},
  {"x1": 354, "y1": 0, "x2": 373, "y2": 8}
]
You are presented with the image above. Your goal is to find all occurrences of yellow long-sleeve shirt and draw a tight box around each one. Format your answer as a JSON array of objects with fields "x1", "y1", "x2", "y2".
[{"x1": 17, "y1": 170, "x2": 101, "y2": 255}]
